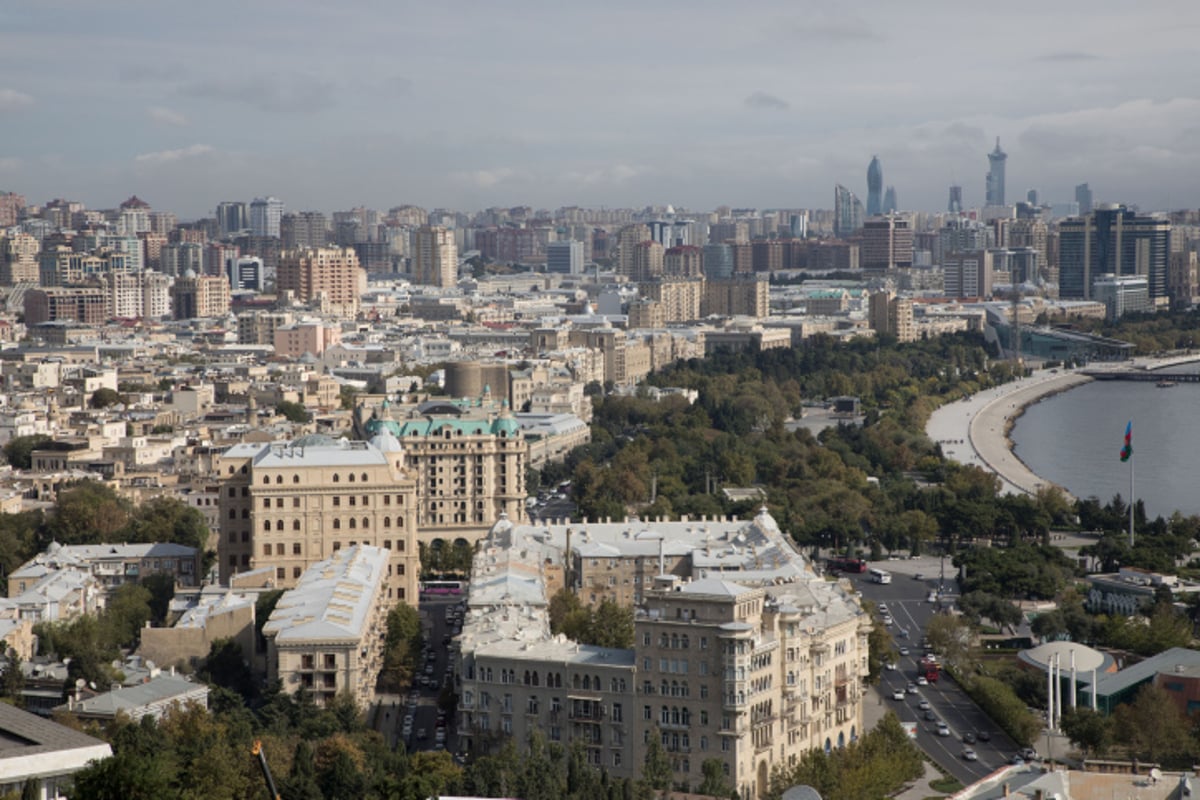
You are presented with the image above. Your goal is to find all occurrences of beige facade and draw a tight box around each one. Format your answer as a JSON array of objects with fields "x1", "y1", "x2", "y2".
[
  {"x1": 171, "y1": 273, "x2": 231, "y2": 320},
  {"x1": 216, "y1": 434, "x2": 421, "y2": 605},
  {"x1": 868, "y1": 292, "x2": 916, "y2": 343},
  {"x1": 274, "y1": 321, "x2": 343, "y2": 358},
  {"x1": 263, "y1": 545, "x2": 391, "y2": 708},
  {"x1": 411, "y1": 226, "x2": 458, "y2": 287},
  {"x1": 456, "y1": 511, "x2": 870, "y2": 799},
  {"x1": 277, "y1": 247, "x2": 363, "y2": 316},
  {"x1": 640, "y1": 278, "x2": 704, "y2": 323},
  {"x1": 703, "y1": 276, "x2": 769, "y2": 319}
]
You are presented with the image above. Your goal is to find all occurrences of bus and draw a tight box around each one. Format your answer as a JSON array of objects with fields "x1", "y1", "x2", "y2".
[
  {"x1": 919, "y1": 655, "x2": 940, "y2": 683},
  {"x1": 826, "y1": 557, "x2": 867, "y2": 575},
  {"x1": 868, "y1": 568, "x2": 892, "y2": 584},
  {"x1": 420, "y1": 580, "x2": 464, "y2": 597}
]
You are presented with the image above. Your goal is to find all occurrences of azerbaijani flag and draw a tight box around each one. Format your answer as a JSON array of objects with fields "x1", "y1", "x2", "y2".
[{"x1": 1120, "y1": 421, "x2": 1133, "y2": 462}]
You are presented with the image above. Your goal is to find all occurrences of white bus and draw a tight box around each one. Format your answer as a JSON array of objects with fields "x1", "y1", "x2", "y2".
[{"x1": 868, "y1": 568, "x2": 892, "y2": 584}]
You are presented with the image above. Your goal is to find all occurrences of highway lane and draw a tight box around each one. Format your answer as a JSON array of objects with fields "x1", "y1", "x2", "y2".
[{"x1": 852, "y1": 567, "x2": 1024, "y2": 785}]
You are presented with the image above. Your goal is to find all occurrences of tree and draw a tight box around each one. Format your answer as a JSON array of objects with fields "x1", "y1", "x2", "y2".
[
  {"x1": 963, "y1": 675, "x2": 1041, "y2": 747},
  {"x1": 925, "y1": 613, "x2": 976, "y2": 672},
  {"x1": 696, "y1": 758, "x2": 734, "y2": 798},
  {"x1": 140, "y1": 573, "x2": 176, "y2": 627},
  {"x1": 1, "y1": 646, "x2": 25, "y2": 707},
  {"x1": 42, "y1": 481, "x2": 131, "y2": 545},
  {"x1": 103, "y1": 583, "x2": 153, "y2": 648},
  {"x1": 1112, "y1": 684, "x2": 1195, "y2": 766},
  {"x1": 2, "y1": 434, "x2": 51, "y2": 469},
  {"x1": 198, "y1": 639, "x2": 257, "y2": 702},
  {"x1": 90, "y1": 387, "x2": 124, "y2": 409},
  {"x1": 588, "y1": 599, "x2": 635, "y2": 649},
  {"x1": 275, "y1": 401, "x2": 310, "y2": 424},
  {"x1": 1060, "y1": 708, "x2": 1112, "y2": 759},
  {"x1": 548, "y1": 588, "x2": 591, "y2": 642},
  {"x1": 338, "y1": 385, "x2": 359, "y2": 411},
  {"x1": 636, "y1": 730, "x2": 672, "y2": 800}
]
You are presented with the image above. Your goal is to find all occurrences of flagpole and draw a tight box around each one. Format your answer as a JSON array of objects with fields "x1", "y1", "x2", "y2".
[
  {"x1": 1123, "y1": 438, "x2": 1132, "y2": 551},
  {"x1": 1129, "y1": 419, "x2": 1135, "y2": 549}
]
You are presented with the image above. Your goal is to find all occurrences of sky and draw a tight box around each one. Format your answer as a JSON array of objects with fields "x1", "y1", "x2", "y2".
[{"x1": 2, "y1": 0, "x2": 1199, "y2": 219}]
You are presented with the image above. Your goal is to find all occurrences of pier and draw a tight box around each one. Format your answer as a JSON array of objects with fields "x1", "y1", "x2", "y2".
[{"x1": 1081, "y1": 369, "x2": 1200, "y2": 383}]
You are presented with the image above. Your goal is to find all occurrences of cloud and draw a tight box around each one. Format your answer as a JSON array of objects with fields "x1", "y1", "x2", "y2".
[
  {"x1": 744, "y1": 92, "x2": 789, "y2": 110},
  {"x1": 783, "y1": 13, "x2": 884, "y2": 43},
  {"x1": 118, "y1": 63, "x2": 188, "y2": 83},
  {"x1": 134, "y1": 144, "x2": 214, "y2": 165},
  {"x1": 562, "y1": 163, "x2": 645, "y2": 185},
  {"x1": 0, "y1": 89, "x2": 34, "y2": 111},
  {"x1": 452, "y1": 167, "x2": 517, "y2": 188},
  {"x1": 147, "y1": 106, "x2": 188, "y2": 127},
  {"x1": 1036, "y1": 51, "x2": 1101, "y2": 62},
  {"x1": 181, "y1": 74, "x2": 336, "y2": 113},
  {"x1": 0, "y1": 157, "x2": 20, "y2": 171}
]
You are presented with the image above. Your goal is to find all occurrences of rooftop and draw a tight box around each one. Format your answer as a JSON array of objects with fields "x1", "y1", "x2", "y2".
[{"x1": 262, "y1": 545, "x2": 389, "y2": 643}]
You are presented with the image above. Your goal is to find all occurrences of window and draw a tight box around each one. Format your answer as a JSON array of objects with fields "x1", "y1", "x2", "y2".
[
  {"x1": 644, "y1": 705, "x2": 652, "y2": 721},
  {"x1": 293, "y1": 520, "x2": 300, "y2": 531},
  {"x1": 361, "y1": 473, "x2": 368, "y2": 482},
  {"x1": 333, "y1": 497, "x2": 340, "y2": 507},
  {"x1": 613, "y1": 703, "x2": 622, "y2": 722},
  {"x1": 263, "y1": 544, "x2": 271, "y2": 556},
  {"x1": 333, "y1": 519, "x2": 341, "y2": 529},
  {"x1": 262, "y1": 498, "x2": 271, "y2": 509},
  {"x1": 276, "y1": 567, "x2": 285, "y2": 580},
  {"x1": 262, "y1": 520, "x2": 270, "y2": 532},
  {"x1": 643, "y1": 632, "x2": 651, "y2": 646},
  {"x1": 293, "y1": 475, "x2": 299, "y2": 483},
  {"x1": 333, "y1": 474, "x2": 339, "y2": 483},
  {"x1": 293, "y1": 543, "x2": 301, "y2": 555},
  {"x1": 383, "y1": 517, "x2": 391, "y2": 528}
]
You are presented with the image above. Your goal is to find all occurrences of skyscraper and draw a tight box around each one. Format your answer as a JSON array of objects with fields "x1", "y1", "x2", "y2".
[
  {"x1": 249, "y1": 196, "x2": 284, "y2": 238},
  {"x1": 546, "y1": 240, "x2": 584, "y2": 275},
  {"x1": 1026, "y1": 189, "x2": 1039, "y2": 206},
  {"x1": 216, "y1": 201, "x2": 247, "y2": 237},
  {"x1": 985, "y1": 138, "x2": 1007, "y2": 206},
  {"x1": 948, "y1": 185, "x2": 963, "y2": 214},
  {"x1": 833, "y1": 185, "x2": 864, "y2": 239},
  {"x1": 411, "y1": 225, "x2": 458, "y2": 287},
  {"x1": 866, "y1": 156, "x2": 883, "y2": 217},
  {"x1": 1058, "y1": 205, "x2": 1171, "y2": 301},
  {"x1": 1075, "y1": 183, "x2": 1093, "y2": 215},
  {"x1": 861, "y1": 216, "x2": 913, "y2": 272},
  {"x1": 883, "y1": 186, "x2": 897, "y2": 214}
]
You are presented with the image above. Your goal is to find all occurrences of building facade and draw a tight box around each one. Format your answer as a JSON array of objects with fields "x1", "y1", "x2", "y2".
[
  {"x1": 262, "y1": 544, "x2": 392, "y2": 709},
  {"x1": 411, "y1": 225, "x2": 458, "y2": 287},
  {"x1": 277, "y1": 247, "x2": 362, "y2": 316},
  {"x1": 1058, "y1": 205, "x2": 1171, "y2": 301},
  {"x1": 215, "y1": 433, "x2": 421, "y2": 604},
  {"x1": 986, "y1": 138, "x2": 1007, "y2": 207},
  {"x1": 860, "y1": 215, "x2": 913, "y2": 272}
]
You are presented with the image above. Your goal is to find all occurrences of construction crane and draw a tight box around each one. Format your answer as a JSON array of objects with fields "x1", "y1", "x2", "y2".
[{"x1": 251, "y1": 740, "x2": 282, "y2": 800}]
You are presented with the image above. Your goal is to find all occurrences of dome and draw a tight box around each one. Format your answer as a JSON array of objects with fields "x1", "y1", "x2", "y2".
[
  {"x1": 368, "y1": 428, "x2": 404, "y2": 454},
  {"x1": 492, "y1": 416, "x2": 520, "y2": 437},
  {"x1": 1018, "y1": 641, "x2": 1111, "y2": 675},
  {"x1": 363, "y1": 417, "x2": 401, "y2": 437}
]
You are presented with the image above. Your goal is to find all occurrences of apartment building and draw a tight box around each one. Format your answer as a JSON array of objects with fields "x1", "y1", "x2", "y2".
[
  {"x1": 262, "y1": 544, "x2": 392, "y2": 709},
  {"x1": 456, "y1": 510, "x2": 870, "y2": 799},
  {"x1": 216, "y1": 432, "x2": 420, "y2": 603},
  {"x1": 277, "y1": 247, "x2": 363, "y2": 316},
  {"x1": 362, "y1": 399, "x2": 527, "y2": 544}
]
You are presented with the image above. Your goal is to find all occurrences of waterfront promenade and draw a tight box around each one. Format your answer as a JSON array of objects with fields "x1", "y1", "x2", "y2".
[{"x1": 926, "y1": 368, "x2": 1093, "y2": 498}]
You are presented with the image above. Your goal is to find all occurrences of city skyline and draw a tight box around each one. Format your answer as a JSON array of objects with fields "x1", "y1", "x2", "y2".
[{"x1": 2, "y1": 2, "x2": 1199, "y2": 217}]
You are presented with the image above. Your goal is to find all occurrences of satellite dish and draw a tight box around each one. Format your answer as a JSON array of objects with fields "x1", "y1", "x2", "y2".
[{"x1": 782, "y1": 787, "x2": 823, "y2": 800}]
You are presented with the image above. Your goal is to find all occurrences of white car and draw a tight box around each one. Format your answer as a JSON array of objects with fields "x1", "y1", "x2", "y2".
[
  {"x1": 916, "y1": 676, "x2": 928, "y2": 686},
  {"x1": 892, "y1": 690, "x2": 905, "y2": 701},
  {"x1": 885, "y1": 661, "x2": 898, "y2": 671},
  {"x1": 937, "y1": 723, "x2": 951, "y2": 737},
  {"x1": 962, "y1": 748, "x2": 978, "y2": 761}
]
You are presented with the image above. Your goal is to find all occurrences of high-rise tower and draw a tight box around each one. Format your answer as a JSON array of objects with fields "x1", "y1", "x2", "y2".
[
  {"x1": 948, "y1": 185, "x2": 963, "y2": 214},
  {"x1": 834, "y1": 185, "x2": 864, "y2": 239},
  {"x1": 985, "y1": 138, "x2": 1007, "y2": 206},
  {"x1": 883, "y1": 186, "x2": 897, "y2": 214},
  {"x1": 1075, "y1": 183, "x2": 1093, "y2": 215},
  {"x1": 867, "y1": 156, "x2": 883, "y2": 217}
]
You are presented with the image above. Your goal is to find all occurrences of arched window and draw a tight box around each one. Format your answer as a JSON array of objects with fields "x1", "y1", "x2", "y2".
[
  {"x1": 349, "y1": 518, "x2": 357, "y2": 529},
  {"x1": 361, "y1": 473, "x2": 368, "y2": 482},
  {"x1": 582, "y1": 675, "x2": 591, "y2": 690},
  {"x1": 276, "y1": 475, "x2": 283, "y2": 484},
  {"x1": 660, "y1": 706, "x2": 669, "y2": 725},
  {"x1": 332, "y1": 474, "x2": 339, "y2": 483},
  {"x1": 362, "y1": 517, "x2": 369, "y2": 529},
  {"x1": 293, "y1": 520, "x2": 300, "y2": 531},
  {"x1": 333, "y1": 519, "x2": 341, "y2": 530},
  {"x1": 275, "y1": 520, "x2": 283, "y2": 531},
  {"x1": 532, "y1": 672, "x2": 539, "y2": 687},
  {"x1": 262, "y1": 476, "x2": 270, "y2": 485},
  {"x1": 383, "y1": 517, "x2": 391, "y2": 528},
  {"x1": 348, "y1": 473, "x2": 355, "y2": 483},
  {"x1": 293, "y1": 475, "x2": 299, "y2": 483},
  {"x1": 262, "y1": 520, "x2": 270, "y2": 531}
]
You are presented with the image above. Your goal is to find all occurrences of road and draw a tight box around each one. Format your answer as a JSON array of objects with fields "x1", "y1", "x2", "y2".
[
  {"x1": 393, "y1": 596, "x2": 461, "y2": 755},
  {"x1": 847, "y1": 562, "x2": 1024, "y2": 786}
]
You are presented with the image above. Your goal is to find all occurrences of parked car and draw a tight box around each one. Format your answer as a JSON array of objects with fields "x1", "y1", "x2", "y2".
[{"x1": 977, "y1": 731, "x2": 992, "y2": 742}]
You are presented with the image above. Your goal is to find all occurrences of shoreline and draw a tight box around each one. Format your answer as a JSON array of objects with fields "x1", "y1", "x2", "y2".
[{"x1": 926, "y1": 369, "x2": 1094, "y2": 499}]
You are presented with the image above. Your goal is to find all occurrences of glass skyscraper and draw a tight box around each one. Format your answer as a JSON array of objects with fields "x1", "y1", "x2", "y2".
[
  {"x1": 866, "y1": 156, "x2": 883, "y2": 217},
  {"x1": 985, "y1": 138, "x2": 1007, "y2": 206}
]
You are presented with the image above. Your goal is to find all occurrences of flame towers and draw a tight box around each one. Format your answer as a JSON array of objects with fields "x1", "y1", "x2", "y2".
[{"x1": 867, "y1": 156, "x2": 883, "y2": 217}]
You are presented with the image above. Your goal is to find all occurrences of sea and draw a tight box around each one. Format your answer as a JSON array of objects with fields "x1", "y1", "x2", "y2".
[{"x1": 1010, "y1": 362, "x2": 1200, "y2": 519}]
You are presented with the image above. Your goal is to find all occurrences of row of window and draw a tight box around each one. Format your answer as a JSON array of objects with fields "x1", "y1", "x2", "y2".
[
  {"x1": 258, "y1": 516, "x2": 406, "y2": 531},
  {"x1": 260, "y1": 472, "x2": 374, "y2": 485}
]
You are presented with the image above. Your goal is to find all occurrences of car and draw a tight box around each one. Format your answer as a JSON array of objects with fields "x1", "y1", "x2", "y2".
[
  {"x1": 916, "y1": 676, "x2": 928, "y2": 686},
  {"x1": 913, "y1": 572, "x2": 925, "y2": 581},
  {"x1": 936, "y1": 723, "x2": 951, "y2": 737},
  {"x1": 917, "y1": 700, "x2": 931, "y2": 711},
  {"x1": 882, "y1": 616, "x2": 894, "y2": 626},
  {"x1": 1021, "y1": 747, "x2": 1039, "y2": 761},
  {"x1": 962, "y1": 748, "x2": 978, "y2": 761},
  {"x1": 892, "y1": 690, "x2": 906, "y2": 701},
  {"x1": 962, "y1": 732, "x2": 976, "y2": 744},
  {"x1": 417, "y1": 728, "x2": 428, "y2": 740},
  {"x1": 1010, "y1": 755, "x2": 1025, "y2": 766},
  {"x1": 898, "y1": 627, "x2": 909, "y2": 638},
  {"x1": 898, "y1": 646, "x2": 910, "y2": 656},
  {"x1": 885, "y1": 661, "x2": 898, "y2": 671},
  {"x1": 924, "y1": 709, "x2": 937, "y2": 721},
  {"x1": 877, "y1": 603, "x2": 889, "y2": 614},
  {"x1": 977, "y1": 731, "x2": 992, "y2": 742},
  {"x1": 927, "y1": 591, "x2": 939, "y2": 603},
  {"x1": 906, "y1": 683, "x2": 918, "y2": 694}
]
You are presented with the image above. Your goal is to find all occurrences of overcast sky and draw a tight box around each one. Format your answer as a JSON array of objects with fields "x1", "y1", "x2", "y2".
[{"x1": 2, "y1": 1, "x2": 1199, "y2": 219}]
